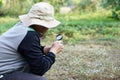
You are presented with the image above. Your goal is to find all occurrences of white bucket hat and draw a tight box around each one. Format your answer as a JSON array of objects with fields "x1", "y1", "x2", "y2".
[{"x1": 19, "y1": 2, "x2": 61, "y2": 28}]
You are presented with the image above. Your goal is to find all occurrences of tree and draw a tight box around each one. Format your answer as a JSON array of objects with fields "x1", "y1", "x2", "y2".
[
  {"x1": 100, "y1": 0, "x2": 120, "y2": 20},
  {"x1": 100, "y1": 0, "x2": 120, "y2": 10},
  {"x1": 76, "y1": 0, "x2": 98, "y2": 12}
]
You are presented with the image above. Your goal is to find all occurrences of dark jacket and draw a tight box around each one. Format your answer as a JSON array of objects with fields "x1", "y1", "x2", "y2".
[{"x1": 0, "y1": 22, "x2": 55, "y2": 76}]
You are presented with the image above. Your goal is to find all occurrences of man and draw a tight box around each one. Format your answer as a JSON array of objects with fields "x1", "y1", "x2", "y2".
[{"x1": 0, "y1": 2, "x2": 63, "y2": 80}]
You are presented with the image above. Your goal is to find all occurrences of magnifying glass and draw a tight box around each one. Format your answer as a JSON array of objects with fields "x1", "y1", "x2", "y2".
[{"x1": 56, "y1": 34, "x2": 63, "y2": 41}]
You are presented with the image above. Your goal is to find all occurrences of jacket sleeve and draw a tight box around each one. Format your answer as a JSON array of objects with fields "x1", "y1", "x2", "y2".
[{"x1": 17, "y1": 31, "x2": 55, "y2": 76}]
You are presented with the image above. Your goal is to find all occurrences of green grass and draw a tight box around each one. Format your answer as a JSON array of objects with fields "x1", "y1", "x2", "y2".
[
  {"x1": 0, "y1": 14, "x2": 120, "y2": 44},
  {"x1": 47, "y1": 18, "x2": 120, "y2": 44},
  {"x1": 0, "y1": 16, "x2": 18, "y2": 34}
]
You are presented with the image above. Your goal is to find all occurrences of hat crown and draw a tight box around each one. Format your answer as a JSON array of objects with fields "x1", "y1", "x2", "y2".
[
  {"x1": 19, "y1": 2, "x2": 61, "y2": 28},
  {"x1": 28, "y1": 2, "x2": 54, "y2": 21}
]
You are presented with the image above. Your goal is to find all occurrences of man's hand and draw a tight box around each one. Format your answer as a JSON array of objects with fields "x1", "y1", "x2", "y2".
[
  {"x1": 43, "y1": 46, "x2": 51, "y2": 54},
  {"x1": 49, "y1": 41, "x2": 64, "y2": 54}
]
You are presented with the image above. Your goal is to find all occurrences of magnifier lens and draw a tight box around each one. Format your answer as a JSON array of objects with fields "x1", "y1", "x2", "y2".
[{"x1": 56, "y1": 34, "x2": 63, "y2": 41}]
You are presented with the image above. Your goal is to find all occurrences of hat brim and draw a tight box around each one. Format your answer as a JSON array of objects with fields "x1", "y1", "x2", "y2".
[{"x1": 19, "y1": 14, "x2": 61, "y2": 28}]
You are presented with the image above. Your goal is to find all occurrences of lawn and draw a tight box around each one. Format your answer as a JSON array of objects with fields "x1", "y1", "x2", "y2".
[
  {"x1": 44, "y1": 41, "x2": 120, "y2": 80},
  {"x1": 0, "y1": 13, "x2": 120, "y2": 43}
]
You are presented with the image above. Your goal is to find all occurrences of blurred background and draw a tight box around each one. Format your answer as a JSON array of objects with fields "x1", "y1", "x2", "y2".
[
  {"x1": 0, "y1": 0, "x2": 120, "y2": 80},
  {"x1": 0, "y1": 0, "x2": 120, "y2": 43}
]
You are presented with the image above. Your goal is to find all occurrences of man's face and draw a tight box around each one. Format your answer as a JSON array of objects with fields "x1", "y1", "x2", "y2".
[{"x1": 31, "y1": 25, "x2": 48, "y2": 36}]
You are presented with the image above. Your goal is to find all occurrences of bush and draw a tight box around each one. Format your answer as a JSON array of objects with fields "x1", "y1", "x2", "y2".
[{"x1": 0, "y1": 0, "x2": 32, "y2": 16}]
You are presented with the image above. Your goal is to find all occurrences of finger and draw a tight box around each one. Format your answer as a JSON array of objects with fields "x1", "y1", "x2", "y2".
[
  {"x1": 58, "y1": 40, "x2": 62, "y2": 43},
  {"x1": 55, "y1": 40, "x2": 62, "y2": 43}
]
